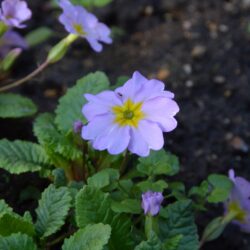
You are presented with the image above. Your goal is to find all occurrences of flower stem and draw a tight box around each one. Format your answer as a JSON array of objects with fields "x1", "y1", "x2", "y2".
[
  {"x1": 120, "y1": 150, "x2": 129, "y2": 176},
  {"x1": 0, "y1": 60, "x2": 49, "y2": 92}
]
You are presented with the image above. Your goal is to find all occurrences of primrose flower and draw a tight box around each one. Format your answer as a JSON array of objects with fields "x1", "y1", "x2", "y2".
[
  {"x1": 0, "y1": 30, "x2": 27, "y2": 58},
  {"x1": 58, "y1": 0, "x2": 112, "y2": 52},
  {"x1": 225, "y1": 169, "x2": 250, "y2": 232},
  {"x1": 0, "y1": 0, "x2": 32, "y2": 28},
  {"x1": 141, "y1": 191, "x2": 164, "y2": 216},
  {"x1": 81, "y1": 71, "x2": 179, "y2": 157}
]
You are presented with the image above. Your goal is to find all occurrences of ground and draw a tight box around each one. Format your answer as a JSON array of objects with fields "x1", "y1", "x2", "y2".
[{"x1": 0, "y1": 0, "x2": 250, "y2": 249}]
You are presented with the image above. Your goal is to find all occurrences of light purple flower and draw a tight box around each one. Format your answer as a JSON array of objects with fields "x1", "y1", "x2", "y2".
[
  {"x1": 0, "y1": 30, "x2": 27, "y2": 58},
  {"x1": 81, "y1": 71, "x2": 179, "y2": 157},
  {"x1": 0, "y1": 0, "x2": 32, "y2": 28},
  {"x1": 225, "y1": 169, "x2": 250, "y2": 232},
  {"x1": 58, "y1": 0, "x2": 112, "y2": 52},
  {"x1": 141, "y1": 191, "x2": 164, "y2": 216},
  {"x1": 73, "y1": 120, "x2": 83, "y2": 134}
]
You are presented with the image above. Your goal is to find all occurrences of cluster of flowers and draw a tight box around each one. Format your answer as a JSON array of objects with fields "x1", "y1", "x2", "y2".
[{"x1": 0, "y1": 0, "x2": 31, "y2": 59}]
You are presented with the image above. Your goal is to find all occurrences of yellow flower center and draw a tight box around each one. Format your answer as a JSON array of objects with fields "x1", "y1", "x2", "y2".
[
  {"x1": 112, "y1": 99, "x2": 145, "y2": 127},
  {"x1": 73, "y1": 24, "x2": 85, "y2": 35},
  {"x1": 228, "y1": 202, "x2": 247, "y2": 222}
]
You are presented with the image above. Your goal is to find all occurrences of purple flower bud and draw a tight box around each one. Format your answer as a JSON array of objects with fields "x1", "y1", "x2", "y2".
[
  {"x1": 0, "y1": 30, "x2": 27, "y2": 59},
  {"x1": 225, "y1": 169, "x2": 250, "y2": 232},
  {"x1": 58, "y1": 0, "x2": 112, "y2": 52},
  {"x1": 73, "y1": 120, "x2": 83, "y2": 134},
  {"x1": 141, "y1": 191, "x2": 164, "y2": 216},
  {"x1": 0, "y1": 0, "x2": 32, "y2": 28}
]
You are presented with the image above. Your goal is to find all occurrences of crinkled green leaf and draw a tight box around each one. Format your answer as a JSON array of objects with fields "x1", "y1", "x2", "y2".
[
  {"x1": 35, "y1": 184, "x2": 72, "y2": 238},
  {"x1": 135, "y1": 231, "x2": 162, "y2": 250},
  {"x1": 55, "y1": 71, "x2": 110, "y2": 133},
  {"x1": 163, "y1": 235, "x2": 183, "y2": 250},
  {"x1": 111, "y1": 199, "x2": 141, "y2": 214},
  {"x1": 0, "y1": 213, "x2": 35, "y2": 236},
  {"x1": 0, "y1": 94, "x2": 37, "y2": 118},
  {"x1": 62, "y1": 223, "x2": 111, "y2": 250},
  {"x1": 137, "y1": 180, "x2": 168, "y2": 192},
  {"x1": 207, "y1": 174, "x2": 233, "y2": 203},
  {"x1": 0, "y1": 233, "x2": 37, "y2": 250},
  {"x1": 87, "y1": 169, "x2": 119, "y2": 189},
  {"x1": 0, "y1": 139, "x2": 52, "y2": 174},
  {"x1": 76, "y1": 186, "x2": 134, "y2": 249},
  {"x1": 0, "y1": 200, "x2": 12, "y2": 215},
  {"x1": 159, "y1": 200, "x2": 199, "y2": 250},
  {"x1": 137, "y1": 150, "x2": 179, "y2": 177},
  {"x1": 76, "y1": 186, "x2": 112, "y2": 227},
  {"x1": 34, "y1": 113, "x2": 82, "y2": 161}
]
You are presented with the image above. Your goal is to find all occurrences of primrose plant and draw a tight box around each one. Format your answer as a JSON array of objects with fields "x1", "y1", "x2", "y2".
[
  {"x1": 0, "y1": 1, "x2": 248, "y2": 250},
  {"x1": 0, "y1": 68, "x2": 246, "y2": 249}
]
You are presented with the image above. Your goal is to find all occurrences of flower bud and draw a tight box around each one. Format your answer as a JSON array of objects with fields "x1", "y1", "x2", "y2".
[{"x1": 141, "y1": 191, "x2": 164, "y2": 216}]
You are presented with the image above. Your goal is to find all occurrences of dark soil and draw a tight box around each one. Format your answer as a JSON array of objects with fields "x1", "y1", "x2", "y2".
[{"x1": 1, "y1": 0, "x2": 250, "y2": 249}]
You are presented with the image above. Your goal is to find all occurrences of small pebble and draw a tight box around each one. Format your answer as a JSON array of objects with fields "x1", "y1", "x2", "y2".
[
  {"x1": 185, "y1": 80, "x2": 194, "y2": 88},
  {"x1": 183, "y1": 64, "x2": 192, "y2": 74},
  {"x1": 157, "y1": 68, "x2": 170, "y2": 80},
  {"x1": 144, "y1": 5, "x2": 154, "y2": 16},
  {"x1": 44, "y1": 89, "x2": 58, "y2": 98},
  {"x1": 191, "y1": 45, "x2": 206, "y2": 58},
  {"x1": 214, "y1": 75, "x2": 226, "y2": 84},
  {"x1": 230, "y1": 136, "x2": 249, "y2": 153}
]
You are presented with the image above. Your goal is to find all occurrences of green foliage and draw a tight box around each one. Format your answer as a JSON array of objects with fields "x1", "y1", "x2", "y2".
[
  {"x1": 25, "y1": 27, "x2": 53, "y2": 47},
  {"x1": 0, "y1": 139, "x2": 51, "y2": 174},
  {"x1": 35, "y1": 185, "x2": 72, "y2": 238},
  {"x1": 137, "y1": 180, "x2": 168, "y2": 192},
  {"x1": 62, "y1": 223, "x2": 111, "y2": 250},
  {"x1": 76, "y1": 186, "x2": 134, "y2": 249},
  {"x1": 52, "y1": 168, "x2": 67, "y2": 187},
  {"x1": 75, "y1": 186, "x2": 111, "y2": 227},
  {"x1": 0, "y1": 233, "x2": 37, "y2": 250},
  {"x1": 0, "y1": 213, "x2": 35, "y2": 237},
  {"x1": 163, "y1": 235, "x2": 183, "y2": 250},
  {"x1": 135, "y1": 231, "x2": 162, "y2": 250},
  {"x1": 0, "y1": 200, "x2": 12, "y2": 215},
  {"x1": 87, "y1": 168, "x2": 119, "y2": 189},
  {"x1": 0, "y1": 94, "x2": 37, "y2": 118},
  {"x1": 137, "y1": 150, "x2": 179, "y2": 177},
  {"x1": 71, "y1": 0, "x2": 112, "y2": 8},
  {"x1": 159, "y1": 200, "x2": 199, "y2": 250},
  {"x1": 111, "y1": 199, "x2": 141, "y2": 214},
  {"x1": 207, "y1": 174, "x2": 233, "y2": 203},
  {"x1": 55, "y1": 71, "x2": 110, "y2": 132},
  {"x1": 33, "y1": 113, "x2": 82, "y2": 161}
]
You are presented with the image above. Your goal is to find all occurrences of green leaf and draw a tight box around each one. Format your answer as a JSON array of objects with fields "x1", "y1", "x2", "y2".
[
  {"x1": 135, "y1": 231, "x2": 162, "y2": 250},
  {"x1": 0, "y1": 94, "x2": 37, "y2": 118},
  {"x1": 0, "y1": 233, "x2": 37, "y2": 250},
  {"x1": 62, "y1": 223, "x2": 111, "y2": 250},
  {"x1": 55, "y1": 71, "x2": 110, "y2": 133},
  {"x1": 52, "y1": 168, "x2": 67, "y2": 187},
  {"x1": 207, "y1": 174, "x2": 233, "y2": 203},
  {"x1": 159, "y1": 200, "x2": 199, "y2": 250},
  {"x1": 76, "y1": 186, "x2": 112, "y2": 228},
  {"x1": 0, "y1": 200, "x2": 12, "y2": 215},
  {"x1": 34, "y1": 113, "x2": 82, "y2": 160},
  {"x1": 0, "y1": 213, "x2": 35, "y2": 236},
  {"x1": 188, "y1": 181, "x2": 209, "y2": 199},
  {"x1": 75, "y1": 186, "x2": 134, "y2": 250},
  {"x1": 0, "y1": 139, "x2": 52, "y2": 174},
  {"x1": 71, "y1": 0, "x2": 112, "y2": 8},
  {"x1": 137, "y1": 180, "x2": 168, "y2": 192},
  {"x1": 87, "y1": 168, "x2": 119, "y2": 189},
  {"x1": 111, "y1": 199, "x2": 141, "y2": 214},
  {"x1": 35, "y1": 184, "x2": 72, "y2": 238},
  {"x1": 25, "y1": 27, "x2": 53, "y2": 47},
  {"x1": 163, "y1": 235, "x2": 183, "y2": 250},
  {"x1": 137, "y1": 150, "x2": 179, "y2": 177}
]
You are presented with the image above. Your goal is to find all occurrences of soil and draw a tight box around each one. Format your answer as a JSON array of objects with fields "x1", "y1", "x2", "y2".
[{"x1": 0, "y1": 0, "x2": 250, "y2": 249}]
